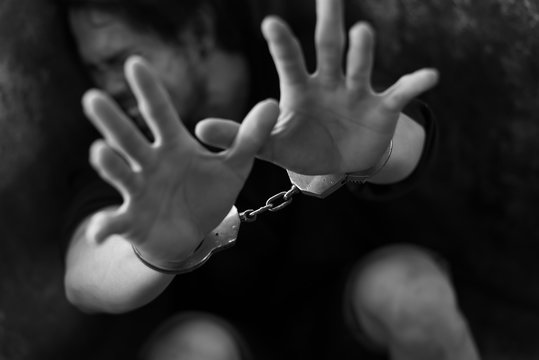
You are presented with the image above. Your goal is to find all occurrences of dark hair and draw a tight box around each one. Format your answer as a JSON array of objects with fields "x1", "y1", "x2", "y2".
[{"x1": 62, "y1": 0, "x2": 248, "y2": 52}]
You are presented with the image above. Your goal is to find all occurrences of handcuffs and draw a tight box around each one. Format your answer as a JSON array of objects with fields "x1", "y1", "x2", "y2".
[{"x1": 133, "y1": 140, "x2": 393, "y2": 274}]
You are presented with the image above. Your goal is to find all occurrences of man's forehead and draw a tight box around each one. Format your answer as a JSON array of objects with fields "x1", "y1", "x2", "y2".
[
  {"x1": 69, "y1": 7, "x2": 125, "y2": 30},
  {"x1": 69, "y1": 8, "x2": 136, "y2": 64}
]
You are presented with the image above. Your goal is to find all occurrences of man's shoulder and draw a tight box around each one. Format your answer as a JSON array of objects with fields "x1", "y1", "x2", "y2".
[{"x1": 62, "y1": 164, "x2": 121, "y2": 247}]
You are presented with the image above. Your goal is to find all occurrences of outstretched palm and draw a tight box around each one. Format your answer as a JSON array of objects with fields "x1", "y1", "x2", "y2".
[
  {"x1": 196, "y1": 0, "x2": 438, "y2": 175},
  {"x1": 83, "y1": 57, "x2": 278, "y2": 261}
]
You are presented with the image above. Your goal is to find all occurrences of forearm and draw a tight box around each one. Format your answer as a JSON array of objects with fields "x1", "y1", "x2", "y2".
[
  {"x1": 64, "y1": 212, "x2": 174, "y2": 314},
  {"x1": 368, "y1": 112, "x2": 425, "y2": 185}
]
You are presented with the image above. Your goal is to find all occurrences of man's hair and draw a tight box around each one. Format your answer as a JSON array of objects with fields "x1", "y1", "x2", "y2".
[{"x1": 63, "y1": 0, "x2": 248, "y2": 52}]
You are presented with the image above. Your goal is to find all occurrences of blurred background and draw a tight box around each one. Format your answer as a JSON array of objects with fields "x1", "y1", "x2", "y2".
[{"x1": 1, "y1": 0, "x2": 539, "y2": 359}]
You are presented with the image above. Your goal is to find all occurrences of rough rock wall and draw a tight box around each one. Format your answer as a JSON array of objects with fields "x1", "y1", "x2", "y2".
[
  {"x1": 0, "y1": 0, "x2": 99, "y2": 358},
  {"x1": 348, "y1": 0, "x2": 539, "y2": 358}
]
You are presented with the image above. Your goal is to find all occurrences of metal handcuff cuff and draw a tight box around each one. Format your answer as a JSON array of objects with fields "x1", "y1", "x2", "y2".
[{"x1": 132, "y1": 140, "x2": 393, "y2": 274}]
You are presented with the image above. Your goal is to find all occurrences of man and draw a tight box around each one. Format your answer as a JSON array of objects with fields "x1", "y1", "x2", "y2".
[{"x1": 63, "y1": 0, "x2": 478, "y2": 359}]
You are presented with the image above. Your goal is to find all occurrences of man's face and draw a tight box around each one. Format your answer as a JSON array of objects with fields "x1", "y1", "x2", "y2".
[{"x1": 69, "y1": 8, "x2": 206, "y2": 129}]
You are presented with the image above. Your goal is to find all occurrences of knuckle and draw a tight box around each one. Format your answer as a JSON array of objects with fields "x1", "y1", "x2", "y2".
[
  {"x1": 141, "y1": 103, "x2": 161, "y2": 119},
  {"x1": 383, "y1": 94, "x2": 403, "y2": 112},
  {"x1": 348, "y1": 72, "x2": 369, "y2": 85},
  {"x1": 126, "y1": 174, "x2": 143, "y2": 195},
  {"x1": 317, "y1": 37, "x2": 341, "y2": 52}
]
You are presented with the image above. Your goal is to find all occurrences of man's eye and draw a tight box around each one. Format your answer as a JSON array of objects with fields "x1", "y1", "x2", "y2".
[
  {"x1": 87, "y1": 66, "x2": 101, "y2": 81},
  {"x1": 111, "y1": 57, "x2": 127, "y2": 70},
  {"x1": 86, "y1": 63, "x2": 99, "y2": 74},
  {"x1": 103, "y1": 54, "x2": 128, "y2": 70}
]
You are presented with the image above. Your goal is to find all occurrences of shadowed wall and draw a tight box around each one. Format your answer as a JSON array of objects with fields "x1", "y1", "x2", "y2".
[
  {"x1": 348, "y1": 1, "x2": 539, "y2": 359},
  {"x1": 1, "y1": 0, "x2": 539, "y2": 359},
  {"x1": 0, "y1": 0, "x2": 101, "y2": 358}
]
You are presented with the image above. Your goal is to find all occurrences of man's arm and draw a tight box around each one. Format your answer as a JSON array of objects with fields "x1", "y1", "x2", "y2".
[
  {"x1": 64, "y1": 210, "x2": 174, "y2": 313},
  {"x1": 64, "y1": 58, "x2": 279, "y2": 313},
  {"x1": 196, "y1": 1, "x2": 438, "y2": 180},
  {"x1": 369, "y1": 112, "x2": 425, "y2": 185}
]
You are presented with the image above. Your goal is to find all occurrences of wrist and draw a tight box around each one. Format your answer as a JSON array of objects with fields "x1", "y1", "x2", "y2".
[
  {"x1": 132, "y1": 229, "x2": 203, "y2": 266},
  {"x1": 368, "y1": 113, "x2": 425, "y2": 184},
  {"x1": 132, "y1": 240, "x2": 200, "y2": 271},
  {"x1": 346, "y1": 139, "x2": 393, "y2": 184},
  {"x1": 132, "y1": 206, "x2": 241, "y2": 274}
]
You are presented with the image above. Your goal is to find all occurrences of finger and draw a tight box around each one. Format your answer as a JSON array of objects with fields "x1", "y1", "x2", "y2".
[
  {"x1": 262, "y1": 16, "x2": 309, "y2": 86},
  {"x1": 125, "y1": 56, "x2": 189, "y2": 146},
  {"x1": 86, "y1": 209, "x2": 130, "y2": 243},
  {"x1": 89, "y1": 140, "x2": 142, "y2": 198},
  {"x1": 346, "y1": 22, "x2": 375, "y2": 91},
  {"x1": 382, "y1": 69, "x2": 439, "y2": 112},
  {"x1": 195, "y1": 118, "x2": 239, "y2": 150},
  {"x1": 315, "y1": 0, "x2": 345, "y2": 81},
  {"x1": 226, "y1": 99, "x2": 279, "y2": 172},
  {"x1": 83, "y1": 90, "x2": 153, "y2": 169}
]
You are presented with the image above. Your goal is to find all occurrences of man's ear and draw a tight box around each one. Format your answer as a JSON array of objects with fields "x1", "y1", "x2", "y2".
[{"x1": 176, "y1": 6, "x2": 216, "y2": 59}]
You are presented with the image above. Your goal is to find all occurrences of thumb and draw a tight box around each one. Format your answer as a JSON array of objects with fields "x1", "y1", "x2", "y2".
[
  {"x1": 226, "y1": 99, "x2": 279, "y2": 168},
  {"x1": 383, "y1": 68, "x2": 439, "y2": 112},
  {"x1": 86, "y1": 208, "x2": 130, "y2": 244},
  {"x1": 195, "y1": 118, "x2": 240, "y2": 150}
]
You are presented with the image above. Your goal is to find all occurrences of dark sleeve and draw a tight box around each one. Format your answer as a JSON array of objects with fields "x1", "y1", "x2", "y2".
[
  {"x1": 61, "y1": 163, "x2": 122, "y2": 251},
  {"x1": 346, "y1": 100, "x2": 437, "y2": 201}
]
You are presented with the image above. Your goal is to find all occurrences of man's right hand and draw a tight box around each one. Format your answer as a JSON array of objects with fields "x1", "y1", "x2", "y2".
[{"x1": 82, "y1": 56, "x2": 278, "y2": 263}]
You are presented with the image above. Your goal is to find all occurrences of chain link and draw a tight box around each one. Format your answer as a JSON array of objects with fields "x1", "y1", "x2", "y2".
[{"x1": 240, "y1": 185, "x2": 300, "y2": 223}]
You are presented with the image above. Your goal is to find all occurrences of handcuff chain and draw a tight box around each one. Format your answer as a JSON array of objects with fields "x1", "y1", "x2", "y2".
[{"x1": 239, "y1": 185, "x2": 300, "y2": 223}]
